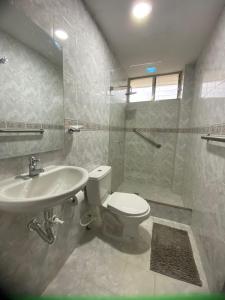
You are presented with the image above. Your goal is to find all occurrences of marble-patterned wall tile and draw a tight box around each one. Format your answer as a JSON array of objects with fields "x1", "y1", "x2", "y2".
[
  {"x1": 60, "y1": 0, "x2": 125, "y2": 174},
  {"x1": 0, "y1": 29, "x2": 64, "y2": 158},
  {"x1": 66, "y1": 130, "x2": 110, "y2": 172},
  {"x1": 124, "y1": 131, "x2": 178, "y2": 188},
  {"x1": 0, "y1": 0, "x2": 124, "y2": 295},
  {"x1": 172, "y1": 64, "x2": 195, "y2": 195},
  {"x1": 183, "y1": 6, "x2": 225, "y2": 292},
  {"x1": 124, "y1": 100, "x2": 180, "y2": 188},
  {"x1": 0, "y1": 129, "x2": 64, "y2": 159},
  {"x1": 108, "y1": 107, "x2": 126, "y2": 191},
  {"x1": 126, "y1": 100, "x2": 179, "y2": 130},
  {"x1": 0, "y1": 30, "x2": 63, "y2": 124},
  {"x1": 108, "y1": 73, "x2": 127, "y2": 191}
]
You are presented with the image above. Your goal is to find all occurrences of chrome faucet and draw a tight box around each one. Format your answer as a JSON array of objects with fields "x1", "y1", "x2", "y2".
[{"x1": 29, "y1": 156, "x2": 44, "y2": 177}]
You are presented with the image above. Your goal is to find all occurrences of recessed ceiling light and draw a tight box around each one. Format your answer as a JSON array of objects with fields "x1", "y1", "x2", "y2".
[
  {"x1": 54, "y1": 29, "x2": 68, "y2": 41},
  {"x1": 132, "y1": 2, "x2": 152, "y2": 20}
]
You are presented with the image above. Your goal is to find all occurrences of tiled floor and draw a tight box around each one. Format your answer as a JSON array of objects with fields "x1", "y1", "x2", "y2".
[
  {"x1": 117, "y1": 180, "x2": 184, "y2": 207},
  {"x1": 43, "y1": 217, "x2": 208, "y2": 296}
]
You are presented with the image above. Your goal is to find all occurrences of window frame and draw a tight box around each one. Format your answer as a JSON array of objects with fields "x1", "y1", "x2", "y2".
[{"x1": 127, "y1": 71, "x2": 183, "y2": 103}]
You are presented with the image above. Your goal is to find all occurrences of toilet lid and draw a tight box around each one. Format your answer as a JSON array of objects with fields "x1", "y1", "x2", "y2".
[{"x1": 106, "y1": 192, "x2": 150, "y2": 216}]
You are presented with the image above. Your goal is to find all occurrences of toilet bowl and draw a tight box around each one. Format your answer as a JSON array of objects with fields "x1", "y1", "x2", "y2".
[{"x1": 86, "y1": 166, "x2": 150, "y2": 240}]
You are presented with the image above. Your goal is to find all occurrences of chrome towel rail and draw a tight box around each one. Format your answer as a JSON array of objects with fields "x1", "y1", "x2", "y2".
[
  {"x1": 0, "y1": 128, "x2": 44, "y2": 134},
  {"x1": 201, "y1": 134, "x2": 225, "y2": 143},
  {"x1": 133, "y1": 129, "x2": 162, "y2": 148}
]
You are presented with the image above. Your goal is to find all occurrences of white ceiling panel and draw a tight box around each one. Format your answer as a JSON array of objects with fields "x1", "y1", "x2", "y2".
[{"x1": 84, "y1": 0, "x2": 225, "y2": 77}]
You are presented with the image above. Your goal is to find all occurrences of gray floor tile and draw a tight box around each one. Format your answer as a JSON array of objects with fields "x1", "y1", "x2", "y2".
[
  {"x1": 43, "y1": 217, "x2": 209, "y2": 296},
  {"x1": 154, "y1": 273, "x2": 208, "y2": 295},
  {"x1": 117, "y1": 261, "x2": 155, "y2": 296}
]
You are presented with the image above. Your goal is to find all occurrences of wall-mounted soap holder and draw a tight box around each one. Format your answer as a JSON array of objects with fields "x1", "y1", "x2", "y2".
[{"x1": 68, "y1": 125, "x2": 84, "y2": 134}]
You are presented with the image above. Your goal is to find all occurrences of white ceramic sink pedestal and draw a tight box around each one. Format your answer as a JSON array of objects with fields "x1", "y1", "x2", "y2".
[{"x1": 0, "y1": 166, "x2": 89, "y2": 213}]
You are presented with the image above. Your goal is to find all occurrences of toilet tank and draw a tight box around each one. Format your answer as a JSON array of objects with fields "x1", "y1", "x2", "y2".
[{"x1": 86, "y1": 166, "x2": 112, "y2": 206}]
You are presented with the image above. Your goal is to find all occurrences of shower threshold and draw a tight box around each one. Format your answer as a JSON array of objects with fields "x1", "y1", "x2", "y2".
[{"x1": 117, "y1": 180, "x2": 184, "y2": 208}]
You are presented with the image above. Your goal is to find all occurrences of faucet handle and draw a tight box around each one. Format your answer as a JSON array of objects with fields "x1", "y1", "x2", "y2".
[
  {"x1": 28, "y1": 156, "x2": 43, "y2": 177},
  {"x1": 52, "y1": 216, "x2": 64, "y2": 225}
]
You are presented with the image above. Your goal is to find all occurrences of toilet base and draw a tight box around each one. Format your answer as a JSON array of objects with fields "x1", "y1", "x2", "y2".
[{"x1": 102, "y1": 208, "x2": 150, "y2": 242}]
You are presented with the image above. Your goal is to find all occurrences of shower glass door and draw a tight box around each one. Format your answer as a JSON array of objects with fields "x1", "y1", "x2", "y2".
[{"x1": 108, "y1": 69, "x2": 185, "y2": 208}]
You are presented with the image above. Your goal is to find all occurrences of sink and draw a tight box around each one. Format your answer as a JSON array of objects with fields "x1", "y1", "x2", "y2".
[{"x1": 0, "y1": 166, "x2": 89, "y2": 213}]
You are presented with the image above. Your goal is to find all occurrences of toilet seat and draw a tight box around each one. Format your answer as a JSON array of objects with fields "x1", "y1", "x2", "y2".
[{"x1": 104, "y1": 192, "x2": 150, "y2": 217}]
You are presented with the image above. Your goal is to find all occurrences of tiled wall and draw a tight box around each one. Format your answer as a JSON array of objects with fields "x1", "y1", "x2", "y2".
[
  {"x1": 0, "y1": 0, "x2": 124, "y2": 295},
  {"x1": 61, "y1": 2, "x2": 124, "y2": 172},
  {"x1": 183, "y1": 6, "x2": 225, "y2": 291},
  {"x1": 172, "y1": 64, "x2": 195, "y2": 195},
  {"x1": 0, "y1": 30, "x2": 64, "y2": 158},
  {"x1": 124, "y1": 100, "x2": 180, "y2": 188},
  {"x1": 108, "y1": 82, "x2": 126, "y2": 191}
]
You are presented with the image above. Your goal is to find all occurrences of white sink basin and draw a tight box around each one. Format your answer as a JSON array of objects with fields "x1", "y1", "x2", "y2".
[{"x1": 0, "y1": 166, "x2": 89, "y2": 213}]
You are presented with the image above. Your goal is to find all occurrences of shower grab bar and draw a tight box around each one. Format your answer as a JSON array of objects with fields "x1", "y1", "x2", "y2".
[
  {"x1": 0, "y1": 128, "x2": 44, "y2": 134},
  {"x1": 133, "y1": 129, "x2": 161, "y2": 148},
  {"x1": 201, "y1": 134, "x2": 225, "y2": 143}
]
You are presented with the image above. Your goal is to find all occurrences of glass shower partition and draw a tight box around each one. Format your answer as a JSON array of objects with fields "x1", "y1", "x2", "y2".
[{"x1": 108, "y1": 67, "x2": 194, "y2": 210}]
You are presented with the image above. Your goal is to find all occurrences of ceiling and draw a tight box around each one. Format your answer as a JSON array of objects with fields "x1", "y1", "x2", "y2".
[{"x1": 84, "y1": 0, "x2": 225, "y2": 77}]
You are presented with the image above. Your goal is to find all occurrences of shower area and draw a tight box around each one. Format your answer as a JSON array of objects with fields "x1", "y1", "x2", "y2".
[{"x1": 108, "y1": 64, "x2": 195, "y2": 222}]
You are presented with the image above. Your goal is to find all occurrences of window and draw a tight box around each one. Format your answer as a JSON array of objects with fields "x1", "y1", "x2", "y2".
[
  {"x1": 128, "y1": 72, "x2": 182, "y2": 103},
  {"x1": 129, "y1": 77, "x2": 153, "y2": 102},
  {"x1": 155, "y1": 73, "x2": 180, "y2": 100}
]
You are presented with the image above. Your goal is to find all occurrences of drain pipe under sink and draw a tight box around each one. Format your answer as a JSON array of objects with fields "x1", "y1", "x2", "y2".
[{"x1": 28, "y1": 208, "x2": 64, "y2": 244}]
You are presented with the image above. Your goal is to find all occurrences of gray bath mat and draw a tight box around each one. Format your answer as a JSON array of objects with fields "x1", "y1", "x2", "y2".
[{"x1": 150, "y1": 223, "x2": 202, "y2": 286}]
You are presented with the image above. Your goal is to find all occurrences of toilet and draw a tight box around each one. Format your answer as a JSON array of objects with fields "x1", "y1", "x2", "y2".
[{"x1": 86, "y1": 166, "x2": 150, "y2": 241}]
